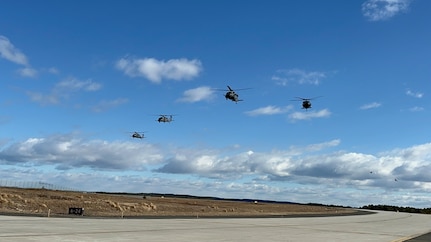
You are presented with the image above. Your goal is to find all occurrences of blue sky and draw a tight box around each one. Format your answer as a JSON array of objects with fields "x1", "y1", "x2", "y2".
[{"x1": 1, "y1": 0, "x2": 430, "y2": 208}]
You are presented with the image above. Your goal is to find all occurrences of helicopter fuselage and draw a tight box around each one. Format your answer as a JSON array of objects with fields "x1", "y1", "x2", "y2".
[
  {"x1": 158, "y1": 115, "x2": 173, "y2": 123},
  {"x1": 132, "y1": 132, "x2": 144, "y2": 139},
  {"x1": 302, "y1": 100, "x2": 311, "y2": 109},
  {"x1": 225, "y1": 91, "x2": 239, "y2": 102},
  {"x1": 292, "y1": 97, "x2": 319, "y2": 110}
]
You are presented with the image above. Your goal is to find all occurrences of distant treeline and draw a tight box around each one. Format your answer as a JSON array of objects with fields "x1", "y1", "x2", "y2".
[
  {"x1": 95, "y1": 192, "x2": 299, "y2": 204},
  {"x1": 306, "y1": 203, "x2": 353, "y2": 208},
  {"x1": 361, "y1": 204, "x2": 431, "y2": 214}
]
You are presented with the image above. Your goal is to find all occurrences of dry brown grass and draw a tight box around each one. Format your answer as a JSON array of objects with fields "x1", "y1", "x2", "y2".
[{"x1": 0, "y1": 187, "x2": 356, "y2": 218}]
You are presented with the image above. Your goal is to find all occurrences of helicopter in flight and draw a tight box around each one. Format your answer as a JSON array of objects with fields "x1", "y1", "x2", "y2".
[
  {"x1": 291, "y1": 96, "x2": 322, "y2": 110},
  {"x1": 219, "y1": 85, "x2": 251, "y2": 103},
  {"x1": 129, "y1": 132, "x2": 146, "y2": 139},
  {"x1": 157, "y1": 114, "x2": 175, "y2": 123}
]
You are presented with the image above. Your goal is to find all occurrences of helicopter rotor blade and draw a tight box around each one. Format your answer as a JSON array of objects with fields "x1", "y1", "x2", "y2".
[
  {"x1": 213, "y1": 86, "x2": 251, "y2": 92},
  {"x1": 310, "y1": 96, "x2": 323, "y2": 100},
  {"x1": 234, "y1": 87, "x2": 252, "y2": 91},
  {"x1": 291, "y1": 97, "x2": 307, "y2": 101},
  {"x1": 213, "y1": 88, "x2": 229, "y2": 91},
  {"x1": 293, "y1": 96, "x2": 322, "y2": 101},
  {"x1": 225, "y1": 86, "x2": 251, "y2": 92}
]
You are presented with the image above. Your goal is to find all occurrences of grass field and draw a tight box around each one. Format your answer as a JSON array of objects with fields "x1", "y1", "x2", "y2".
[{"x1": 0, "y1": 187, "x2": 357, "y2": 218}]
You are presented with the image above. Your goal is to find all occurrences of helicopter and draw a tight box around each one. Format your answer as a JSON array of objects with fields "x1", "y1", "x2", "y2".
[
  {"x1": 219, "y1": 85, "x2": 251, "y2": 103},
  {"x1": 291, "y1": 96, "x2": 322, "y2": 110},
  {"x1": 157, "y1": 114, "x2": 175, "y2": 123},
  {"x1": 129, "y1": 132, "x2": 146, "y2": 139}
]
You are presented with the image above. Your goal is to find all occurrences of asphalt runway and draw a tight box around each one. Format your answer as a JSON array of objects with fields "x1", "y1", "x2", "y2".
[{"x1": 1, "y1": 210, "x2": 430, "y2": 242}]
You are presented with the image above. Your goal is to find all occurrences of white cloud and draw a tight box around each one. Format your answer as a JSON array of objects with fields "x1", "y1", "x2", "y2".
[
  {"x1": 271, "y1": 75, "x2": 288, "y2": 85},
  {"x1": 0, "y1": 35, "x2": 41, "y2": 78},
  {"x1": 44, "y1": 67, "x2": 59, "y2": 74},
  {"x1": 92, "y1": 98, "x2": 129, "y2": 112},
  {"x1": 304, "y1": 139, "x2": 341, "y2": 152},
  {"x1": 1, "y1": 134, "x2": 431, "y2": 207},
  {"x1": 26, "y1": 91, "x2": 59, "y2": 105},
  {"x1": 362, "y1": 0, "x2": 412, "y2": 21},
  {"x1": 406, "y1": 89, "x2": 423, "y2": 98},
  {"x1": 17, "y1": 67, "x2": 38, "y2": 78},
  {"x1": 409, "y1": 106, "x2": 424, "y2": 112},
  {"x1": 48, "y1": 67, "x2": 59, "y2": 74},
  {"x1": 360, "y1": 102, "x2": 382, "y2": 110},
  {"x1": 116, "y1": 57, "x2": 202, "y2": 83},
  {"x1": 289, "y1": 109, "x2": 331, "y2": 120},
  {"x1": 56, "y1": 78, "x2": 102, "y2": 92},
  {"x1": 154, "y1": 140, "x2": 431, "y2": 196},
  {"x1": 156, "y1": 140, "x2": 342, "y2": 179},
  {"x1": 273, "y1": 69, "x2": 327, "y2": 86},
  {"x1": 245, "y1": 105, "x2": 293, "y2": 116},
  {"x1": 177, "y1": 86, "x2": 215, "y2": 103},
  {"x1": 0, "y1": 134, "x2": 163, "y2": 170},
  {"x1": 27, "y1": 77, "x2": 102, "y2": 105},
  {"x1": 0, "y1": 35, "x2": 28, "y2": 65}
]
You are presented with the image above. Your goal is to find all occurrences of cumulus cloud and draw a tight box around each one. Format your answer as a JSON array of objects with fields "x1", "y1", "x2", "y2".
[
  {"x1": 153, "y1": 140, "x2": 431, "y2": 190},
  {"x1": 156, "y1": 140, "x2": 341, "y2": 179},
  {"x1": 116, "y1": 57, "x2": 202, "y2": 83},
  {"x1": 177, "y1": 86, "x2": 215, "y2": 103},
  {"x1": 289, "y1": 109, "x2": 331, "y2": 120},
  {"x1": 156, "y1": 149, "x2": 257, "y2": 179},
  {"x1": 1, "y1": 134, "x2": 431, "y2": 207},
  {"x1": 360, "y1": 102, "x2": 382, "y2": 110},
  {"x1": 245, "y1": 105, "x2": 293, "y2": 116},
  {"x1": 0, "y1": 134, "x2": 163, "y2": 170},
  {"x1": 362, "y1": 0, "x2": 412, "y2": 21},
  {"x1": 272, "y1": 69, "x2": 327, "y2": 86}
]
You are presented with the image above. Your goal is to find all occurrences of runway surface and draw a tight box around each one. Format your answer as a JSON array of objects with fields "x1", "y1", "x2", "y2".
[{"x1": 1, "y1": 210, "x2": 430, "y2": 241}]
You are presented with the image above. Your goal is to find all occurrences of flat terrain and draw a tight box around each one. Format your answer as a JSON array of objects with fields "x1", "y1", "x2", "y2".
[
  {"x1": 0, "y1": 187, "x2": 356, "y2": 218},
  {"x1": 3, "y1": 210, "x2": 431, "y2": 241}
]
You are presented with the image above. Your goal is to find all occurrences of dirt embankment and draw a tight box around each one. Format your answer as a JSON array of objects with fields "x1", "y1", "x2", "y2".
[{"x1": 0, "y1": 187, "x2": 356, "y2": 218}]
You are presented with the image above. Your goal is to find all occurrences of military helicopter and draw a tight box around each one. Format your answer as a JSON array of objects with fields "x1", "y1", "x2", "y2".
[
  {"x1": 157, "y1": 114, "x2": 175, "y2": 123},
  {"x1": 129, "y1": 132, "x2": 146, "y2": 139},
  {"x1": 218, "y1": 85, "x2": 251, "y2": 103},
  {"x1": 291, "y1": 96, "x2": 322, "y2": 110}
]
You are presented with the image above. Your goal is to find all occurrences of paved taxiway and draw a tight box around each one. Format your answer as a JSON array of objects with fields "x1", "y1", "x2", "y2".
[{"x1": 1, "y1": 210, "x2": 430, "y2": 242}]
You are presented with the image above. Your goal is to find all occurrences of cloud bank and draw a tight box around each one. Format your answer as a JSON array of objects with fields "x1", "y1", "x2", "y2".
[{"x1": 1, "y1": 134, "x2": 430, "y2": 207}]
